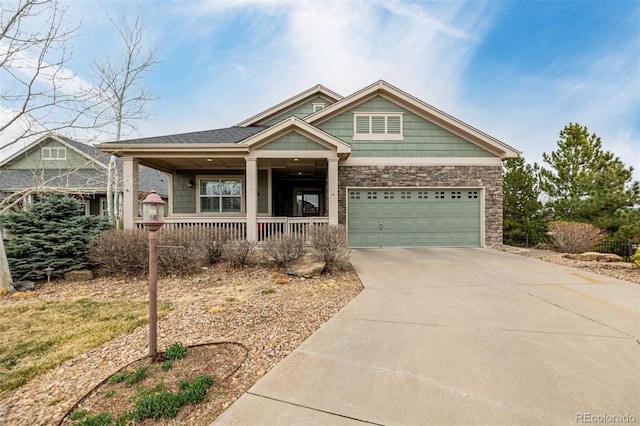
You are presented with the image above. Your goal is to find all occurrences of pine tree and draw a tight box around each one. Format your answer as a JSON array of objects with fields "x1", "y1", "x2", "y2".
[
  {"x1": 0, "y1": 194, "x2": 111, "y2": 281},
  {"x1": 503, "y1": 156, "x2": 547, "y2": 245},
  {"x1": 540, "y1": 123, "x2": 640, "y2": 239}
]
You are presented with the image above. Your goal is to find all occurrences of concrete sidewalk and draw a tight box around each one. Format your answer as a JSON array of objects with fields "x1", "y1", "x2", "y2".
[{"x1": 213, "y1": 248, "x2": 640, "y2": 425}]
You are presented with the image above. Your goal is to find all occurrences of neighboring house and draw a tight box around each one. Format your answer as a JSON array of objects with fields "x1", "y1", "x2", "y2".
[
  {"x1": 0, "y1": 133, "x2": 168, "y2": 216},
  {"x1": 98, "y1": 80, "x2": 519, "y2": 247}
]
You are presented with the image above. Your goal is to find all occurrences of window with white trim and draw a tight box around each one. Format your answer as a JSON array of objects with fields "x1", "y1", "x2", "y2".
[
  {"x1": 198, "y1": 177, "x2": 243, "y2": 213},
  {"x1": 353, "y1": 112, "x2": 403, "y2": 140},
  {"x1": 100, "y1": 198, "x2": 108, "y2": 217},
  {"x1": 42, "y1": 147, "x2": 66, "y2": 160},
  {"x1": 312, "y1": 103, "x2": 326, "y2": 112}
]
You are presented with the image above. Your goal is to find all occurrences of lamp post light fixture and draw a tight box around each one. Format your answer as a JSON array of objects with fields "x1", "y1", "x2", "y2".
[{"x1": 141, "y1": 189, "x2": 165, "y2": 358}]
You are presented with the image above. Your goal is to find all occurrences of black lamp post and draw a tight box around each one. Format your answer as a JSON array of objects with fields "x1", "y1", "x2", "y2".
[{"x1": 141, "y1": 189, "x2": 165, "y2": 357}]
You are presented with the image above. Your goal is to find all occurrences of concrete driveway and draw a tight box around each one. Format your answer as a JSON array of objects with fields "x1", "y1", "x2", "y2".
[{"x1": 213, "y1": 248, "x2": 640, "y2": 425}]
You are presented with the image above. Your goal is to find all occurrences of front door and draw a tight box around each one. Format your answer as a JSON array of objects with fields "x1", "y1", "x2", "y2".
[{"x1": 294, "y1": 190, "x2": 322, "y2": 217}]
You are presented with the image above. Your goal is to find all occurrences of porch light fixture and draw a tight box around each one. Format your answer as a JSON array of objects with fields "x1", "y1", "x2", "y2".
[
  {"x1": 141, "y1": 189, "x2": 165, "y2": 231},
  {"x1": 141, "y1": 189, "x2": 165, "y2": 358},
  {"x1": 293, "y1": 158, "x2": 299, "y2": 162},
  {"x1": 206, "y1": 158, "x2": 213, "y2": 162},
  {"x1": 188, "y1": 179, "x2": 194, "y2": 189}
]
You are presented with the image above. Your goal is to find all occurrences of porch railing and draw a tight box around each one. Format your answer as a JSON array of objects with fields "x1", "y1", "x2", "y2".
[
  {"x1": 134, "y1": 216, "x2": 329, "y2": 242},
  {"x1": 257, "y1": 217, "x2": 329, "y2": 241}
]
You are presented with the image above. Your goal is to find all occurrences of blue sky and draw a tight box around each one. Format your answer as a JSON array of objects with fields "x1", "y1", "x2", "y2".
[{"x1": 3, "y1": 0, "x2": 639, "y2": 180}]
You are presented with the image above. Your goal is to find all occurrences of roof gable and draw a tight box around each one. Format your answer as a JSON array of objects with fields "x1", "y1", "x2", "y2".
[
  {"x1": 316, "y1": 95, "x2": 497, "y2": 158},
  {"x1": 0, "y1": 133, "x2": 168, "y2": 195},
  {"x1": 255, "y1": 131, "x2": 331, "y2": 151},
  {"x1": 0, "y1": 133, "x2": 108, "y2": 170},
  {"x1": 237, "y1": 85, "x2": 343, "y2": 127},
  {"x1": 306, "y1": 80, "x2": 519, "y2": 159},
  {"x1": 245, "y1": 116, "x2": 351, "y2": 156}
]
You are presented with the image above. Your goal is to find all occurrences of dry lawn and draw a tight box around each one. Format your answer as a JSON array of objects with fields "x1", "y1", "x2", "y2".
[{"x1": 0, "y1": 299, "x2": 172, "y2": 399}]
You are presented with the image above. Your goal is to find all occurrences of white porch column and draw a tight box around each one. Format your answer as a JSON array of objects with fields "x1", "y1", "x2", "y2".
[
  {"x1": 245, "y1": 157, "x2": 258, "y2": 241},
  {"x1": 328, "y1": 158, "x2": 339, "y2": 225},
  {"x1": 122, "y1": 157, "x2": 139, "y2": 229}
]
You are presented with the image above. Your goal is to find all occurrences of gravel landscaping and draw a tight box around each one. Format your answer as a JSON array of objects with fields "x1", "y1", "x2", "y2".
[
  {"x1": 0, "y1": 264, "x2": 362, "y2": 426},
  {"x1": 499, "y1": 246, "x2": 640, "y2": 284}
]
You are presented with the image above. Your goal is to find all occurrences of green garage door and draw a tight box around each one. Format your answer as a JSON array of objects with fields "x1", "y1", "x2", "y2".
[{"x1": 347, "y1": 189, "x2": 481, "y2": 247}]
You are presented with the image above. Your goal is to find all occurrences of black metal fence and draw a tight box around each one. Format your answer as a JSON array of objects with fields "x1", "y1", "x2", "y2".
[
  {"x1": 594, "y1": 240, "x2": 638, "y2": 262},
  {"x1": 504, "y1": 234, "x2": 638, "y2": 262},
  {"x1": 503, "y1": 234, "x2": 548, "y2": 249}
]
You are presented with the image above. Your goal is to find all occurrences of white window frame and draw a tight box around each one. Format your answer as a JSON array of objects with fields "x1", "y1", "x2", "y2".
[
  {"x1": 353, "y1": 112, "x2": 404, "y2": 140},
  {"x1": 312, "y1": 103, "x2": 326, "y2": 113},
  {"x1": 100, "y1": 197, "x2": 108, "y2": 217},
  {"x1": 196, "y1": 176, "x2": 244, "y2": 214},
  {"x1": 42, "y1": 147, "x2": 67, "y2": 160}
]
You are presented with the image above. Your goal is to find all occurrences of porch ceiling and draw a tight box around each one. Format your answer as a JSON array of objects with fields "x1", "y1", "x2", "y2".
[
  {"x1": 138, "y1": 157, "x2": 327, "y2": 177},
  {"x1": 138, "y1": 157, "x2": 248, "y2": 172},
  {"x1": 266, "y1": 158, "x2": 327, "y2": 178}
]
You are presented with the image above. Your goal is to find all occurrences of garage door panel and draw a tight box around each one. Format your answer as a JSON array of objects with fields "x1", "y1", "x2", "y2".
[{"x1": 348, "y1": 188, "x2": 481, "y2": 248}]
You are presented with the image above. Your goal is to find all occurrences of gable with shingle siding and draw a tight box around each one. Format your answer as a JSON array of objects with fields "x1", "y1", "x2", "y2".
[{"x1": 316, "y1": 95, "x2": 496, "y2": 158}]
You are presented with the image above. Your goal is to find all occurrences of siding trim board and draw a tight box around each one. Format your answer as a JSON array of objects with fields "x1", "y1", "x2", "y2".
[{"x1": 342, "y1": 157, "x2": 502, "y2": 166}]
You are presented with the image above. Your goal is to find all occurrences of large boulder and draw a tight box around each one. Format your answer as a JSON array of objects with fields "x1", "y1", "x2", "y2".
[
  {"x1": 286, "y1": 255, "x2": 326, "y2": 278},
  {"x1": 64, "y1": 269, "x2": 94, "y2": 281},
  {"x1": 564, "y1": 252, "x2": 623, "y2": 262}
]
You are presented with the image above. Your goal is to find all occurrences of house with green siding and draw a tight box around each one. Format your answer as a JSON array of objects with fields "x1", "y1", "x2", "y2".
[
  {"x1": 97, "y1": 80, "x2": 519, "y2": 247},
  {"x1": 0, "y1": 133, "x2": 168, "y2": 216}
]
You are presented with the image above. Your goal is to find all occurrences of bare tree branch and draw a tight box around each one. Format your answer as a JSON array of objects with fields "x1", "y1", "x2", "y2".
[
  {"x1": 0, "y1": 0, "x2": 96, "y2": 149},
  {"x1": 91, "y1": 11, "x2": 159, "y2": 223}
]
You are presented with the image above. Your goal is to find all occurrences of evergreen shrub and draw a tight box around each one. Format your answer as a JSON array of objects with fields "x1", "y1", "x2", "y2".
[{"x1": 0, "y1": 194, "x2": 111, "y2": 281}]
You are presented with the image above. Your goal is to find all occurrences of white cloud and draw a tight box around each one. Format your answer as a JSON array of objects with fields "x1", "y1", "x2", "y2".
[
  {"x1": 0, "y1": 42, "x2": 97, "y2": 97},
  {"x1": 170, "y1": 0, "x2": 497, "y2": 115}
]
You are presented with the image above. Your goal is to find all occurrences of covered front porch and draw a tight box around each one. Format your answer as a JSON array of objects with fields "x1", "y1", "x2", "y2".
[{"x1": 101, "y1": 117, "x2": 351, "y2": 241}]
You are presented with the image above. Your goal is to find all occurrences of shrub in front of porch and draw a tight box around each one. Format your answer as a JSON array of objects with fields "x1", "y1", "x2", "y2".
[
  {"x1": 262, "y1": 234, "x2": 306, "y2": 267},
  {"x1": 88, "y1": 228, "x2": 148, "y2": 276},
  {"x1": 88, "y1": 228, "x2": 234, "y2": 276},
  {"x1": 222, "y1": 240, "x2": 257, "y2": 267},
  {"x1": 308, "y1": 225, "x2": 351, "y2": 272}
]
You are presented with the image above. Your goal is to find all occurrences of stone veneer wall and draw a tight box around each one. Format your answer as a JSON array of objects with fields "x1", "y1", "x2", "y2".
[{"x1": 338, "y1": 165, "x2": 503, "y2": 246}]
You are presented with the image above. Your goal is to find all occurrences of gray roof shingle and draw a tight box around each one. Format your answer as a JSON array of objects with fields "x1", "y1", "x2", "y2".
[
  {"x1": 0, "y1": 135, "x2": 168, "y2": 196},
  {"x1": 0, "y1": 166, "x2": 168, "y2": 196},
  {"x1": 110, "y1": 126, "x2": 267, "y2": 145}
]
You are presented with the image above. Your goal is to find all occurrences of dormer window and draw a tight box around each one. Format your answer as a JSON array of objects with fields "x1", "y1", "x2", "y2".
[
  {"x1": 353, "y1": 112, "x2": 403, "y2": 140},
  {"x1": 312, "y1": 103, "x2": 326, "y2": 113},
  {"x1": 42, "y1": 147, "x2": 66, "y2": 160}
]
